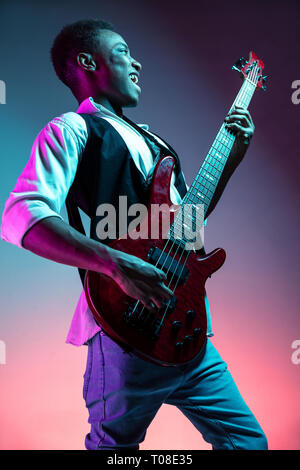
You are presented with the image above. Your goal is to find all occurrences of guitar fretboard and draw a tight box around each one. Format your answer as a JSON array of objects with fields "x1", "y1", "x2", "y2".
[{"x1": 169, "y1": 74, "x2": 259, "y2": 249}]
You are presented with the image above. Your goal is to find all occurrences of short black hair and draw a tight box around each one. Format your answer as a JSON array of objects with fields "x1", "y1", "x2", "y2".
[{"x1": 50, "y1": 19, "x2": 115, "y2": 89}]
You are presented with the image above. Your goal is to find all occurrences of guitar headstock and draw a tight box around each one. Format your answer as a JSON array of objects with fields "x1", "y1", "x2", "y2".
[{"x1": 232, "y1": 51, "x2": 267, "y2": 91}]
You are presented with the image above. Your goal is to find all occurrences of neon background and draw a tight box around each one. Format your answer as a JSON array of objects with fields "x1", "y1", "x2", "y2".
[{"x1": 0, "y1": 0, "x2": 299, "y2": 450}]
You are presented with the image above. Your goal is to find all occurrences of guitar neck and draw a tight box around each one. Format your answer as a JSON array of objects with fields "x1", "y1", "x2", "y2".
[{"x1": 182, "y1": 75, "x2": 258, "y2": 219}]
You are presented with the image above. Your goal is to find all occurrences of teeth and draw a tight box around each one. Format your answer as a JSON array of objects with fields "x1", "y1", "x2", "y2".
[{"x1": 130, "y1": 74, "x2": 138, "y2": 84}]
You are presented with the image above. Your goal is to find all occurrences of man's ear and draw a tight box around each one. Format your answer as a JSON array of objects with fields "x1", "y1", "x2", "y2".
[{"x1": 77, "y1": 52, "x2": 97, "y2": 71}]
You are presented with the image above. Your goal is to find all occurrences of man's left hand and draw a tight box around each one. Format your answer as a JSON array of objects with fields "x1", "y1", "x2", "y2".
[
  {"x1": 224, "y1": 105, "x2": 255, "y2": 169},
  {"x1": 225, "y1": 105, "x2": 255, "y2": 145},
  {"x1": 203, "y1": 105, "x2": 255, "y2": 217}
]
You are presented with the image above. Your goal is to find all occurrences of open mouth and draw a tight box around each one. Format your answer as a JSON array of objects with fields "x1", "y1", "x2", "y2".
[{"x1": 129, "y1": 73, "x2": 139, "y2": 84}]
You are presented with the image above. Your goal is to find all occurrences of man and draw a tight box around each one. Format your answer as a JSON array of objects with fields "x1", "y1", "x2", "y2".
[{"x1": 1, "y1": 19, "x2": 267, "y2": 450}]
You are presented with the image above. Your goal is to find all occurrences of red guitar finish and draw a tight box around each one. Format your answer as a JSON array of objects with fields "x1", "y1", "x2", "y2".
[{"x1": 84, "y1": 156, "x2": 226, "y2": 366}]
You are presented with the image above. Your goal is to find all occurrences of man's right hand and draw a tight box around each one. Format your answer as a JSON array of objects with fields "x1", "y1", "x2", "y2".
[{"x1": 107, "y1": 249, "x2": 174, "y2": 313}]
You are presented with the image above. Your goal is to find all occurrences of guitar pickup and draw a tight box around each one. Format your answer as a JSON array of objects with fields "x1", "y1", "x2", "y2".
[{"x1": 147, "y1": 246, "x2": 189, "y2": 284}]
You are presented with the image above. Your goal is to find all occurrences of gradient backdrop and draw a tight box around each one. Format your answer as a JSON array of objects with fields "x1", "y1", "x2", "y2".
[{"x1": 0, "y1": 0, "x2": 299, "y2": 450}]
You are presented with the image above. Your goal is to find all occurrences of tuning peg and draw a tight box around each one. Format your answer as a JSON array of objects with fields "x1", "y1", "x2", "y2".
[
  {"x1": 262, "y1": 75, "x2": 268, "y2": 83},
  {"x1": 238, "y1": 57, "x2": 247, "y2": 67},
  {"x1": 232, "y1": 57, "x2": 247, "y2": 72},
  {"x1": 262, "y1": 84, "x2": 267, "y2": 91}
]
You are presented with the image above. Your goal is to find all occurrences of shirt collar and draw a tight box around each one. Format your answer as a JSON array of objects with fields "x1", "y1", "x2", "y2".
[{"x1": 76, "y1": 97, "x2": 149, "y2": 131}]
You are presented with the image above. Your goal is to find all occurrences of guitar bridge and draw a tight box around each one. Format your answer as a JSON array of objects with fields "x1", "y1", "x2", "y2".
[{"x1": 123, "y1": 297, "x2": 177, "y2": 340}]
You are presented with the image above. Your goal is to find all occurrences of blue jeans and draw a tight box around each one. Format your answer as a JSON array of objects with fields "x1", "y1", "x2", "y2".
[{"x1": 83, "y1": 331, "x2": 268, "y2": 450}]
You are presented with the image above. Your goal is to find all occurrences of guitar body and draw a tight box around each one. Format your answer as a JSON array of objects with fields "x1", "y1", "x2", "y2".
[{"x1": 85, "y1": 156, "x2": 226, "y2": 366}]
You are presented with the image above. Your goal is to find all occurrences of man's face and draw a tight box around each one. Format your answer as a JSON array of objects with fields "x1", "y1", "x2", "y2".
[{"x1": 90, "y1": 30, "x2": 142, "y2": 109}]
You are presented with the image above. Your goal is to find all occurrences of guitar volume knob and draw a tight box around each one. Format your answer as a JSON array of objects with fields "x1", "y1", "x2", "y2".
[
  {"x1": 193, "y1": 328, "x2": 202, "y2": 336},
  {"x1": 184, "y1": 335, "x2": 193, "y2": 343},
  {"x1": 186, "y1": 310, "x2": 196, "y2": 320}
]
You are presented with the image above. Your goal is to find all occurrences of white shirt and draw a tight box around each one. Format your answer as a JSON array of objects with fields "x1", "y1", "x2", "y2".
[{"x1": 1, "y1": 97, "x2": 213, "y2": 345}]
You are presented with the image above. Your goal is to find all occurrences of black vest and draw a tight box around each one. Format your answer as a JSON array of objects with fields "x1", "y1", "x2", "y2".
[{"x1": 66, "y1": 113, "x2": 188, "y2": 284}]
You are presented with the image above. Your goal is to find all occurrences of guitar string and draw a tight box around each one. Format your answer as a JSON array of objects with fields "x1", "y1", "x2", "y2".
[
  {"x1": 152, "y1": 63, "x2": 260, "y2": 332},
  {"x1": 154, "y1": 63, "x2": 260, "y2": 277},
  {"x1": 129, "y1": 63, "x2": 260, "y2": 332},
  {"x1": 155, "y1": 63, "x2": 261, "y2": 331},
  {"x1": 130, "y1": 98, "x2": 241, "y2": 327},
  {"x1": 132, "y1": 73, "x2": 250, "y2": 319},
  {"x1": 131, "y1": 63, "x2": 259, "y2": 327}
]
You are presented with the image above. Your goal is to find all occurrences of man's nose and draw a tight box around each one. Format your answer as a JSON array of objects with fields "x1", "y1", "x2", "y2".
[{"x1": 132, "y1": 58, "x2": 142, "y2": 72}]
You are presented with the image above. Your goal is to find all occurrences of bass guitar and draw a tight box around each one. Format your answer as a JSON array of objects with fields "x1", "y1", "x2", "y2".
[{"x1": 84, "y1": 51, "x2": 266, "y2": 366}]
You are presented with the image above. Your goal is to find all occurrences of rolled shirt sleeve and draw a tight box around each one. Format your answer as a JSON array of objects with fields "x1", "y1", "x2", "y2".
[{"x1": 0, "y1": 113, "x2": 87, "y2": 248}]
